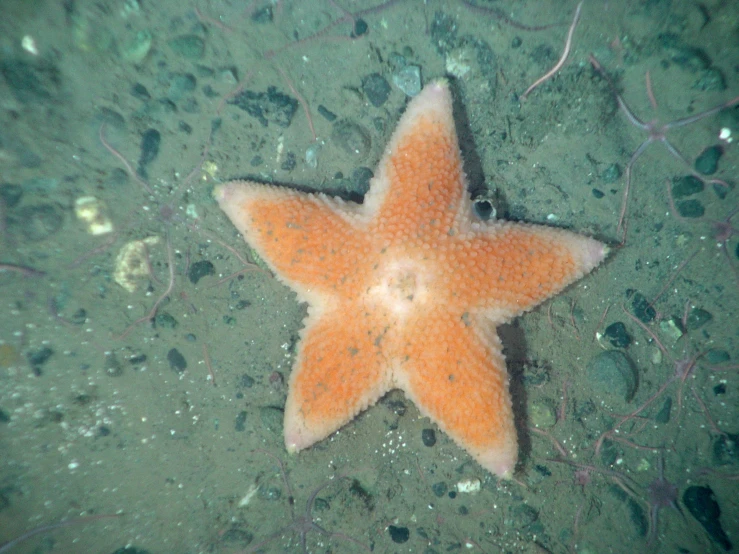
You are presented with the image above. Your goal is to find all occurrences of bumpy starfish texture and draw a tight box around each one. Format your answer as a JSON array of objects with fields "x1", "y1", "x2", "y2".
[{"x1": 215, "y1": 80, "x2": 606, "y2": 478}]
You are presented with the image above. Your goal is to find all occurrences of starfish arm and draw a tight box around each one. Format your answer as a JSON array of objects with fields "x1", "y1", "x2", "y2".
[
  {"x1": 214, "y1": 182, "x2": 372, "y2": 299},
  {"x1": 393, "y1": 312, "x2": 517, "y2": 478},
  {"x1": 463, "y1": 222, "x2": 607, "y2": 320},
  {"x1": 365, "y1": 81, "x2": 468, "y2": 240},
  {"x1": 284, "y1": 306, "x2": 393, "y2": 452}
]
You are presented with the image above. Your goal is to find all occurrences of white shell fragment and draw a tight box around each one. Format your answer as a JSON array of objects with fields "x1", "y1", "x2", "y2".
[
  {"x1": 114, "y1": 236, "x2": 160, "y2": 292},
  {"x1": 456, "y1": 478, "x2": 481, "y2": 494},
  {"x1": 74, "y1": 196, "x2": 114, "y2": 235}
]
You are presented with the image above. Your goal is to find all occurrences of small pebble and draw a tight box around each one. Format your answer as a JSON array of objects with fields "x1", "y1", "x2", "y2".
[
  {"x1": 26, "y1": 346, "x2": 54, "y2": 368},
  {"x1": 392, "y1": 65, "x2": 422, "y2": 97},
  {"x1": 421, "y1": 428, "x2": 436, "y2": 447},
  {"x1": 529, "y1": 401, "x2": 556, "y2": 428},
  {"x1": 167, "y1": 348, "x2": 187, "y2": 373},
  {"x1": 104, "y1": 352, "x2": 123, "y2": 377}
]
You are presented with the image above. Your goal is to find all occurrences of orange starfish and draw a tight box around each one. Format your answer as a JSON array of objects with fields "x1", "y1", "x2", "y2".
[{"x1": 215, "y1": 80, "x2": 607, "y2": 478}]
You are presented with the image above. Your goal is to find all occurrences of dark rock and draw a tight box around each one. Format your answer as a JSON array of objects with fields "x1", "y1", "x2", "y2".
[
  {"x1": 131, "y1": 83, "x2": 151, "y2": 101},
  {"x1": 250, "y1": 6, "x2": 272, "y2": 23},
  {"x1": 706, "y1": 349, "x2": 730, "y2": 364},
  {"x1": 431, "y1": 481, "x2": 447, "y2": 497},
  {"x1": 351, "y1": 167, "x2": 374, "y2": 194},
  {"x1": 104, "y1": 352, "x2": 123, "y2": 377},
  {"x1": 0, "y1": 183, "x2": 23, "y2": 208},
  {"x1": 228, "y1": 87, "x2": 298, "y2": 128},
  {"x1": 654, "y1": 397, "x2": 672, "y2": 424},
  {"x1": 154, "y1": 312, "x2": 178, "y2": 329},
  {"x1": 683, "y1": 486, "x2": 732, "y2": 551},
  {"x1": 317, "y1": 104, "x2": 337, "y2": 122},
  {"x1": 657, "y1": 33, "x2": 712, "y2": 72},
  {"x1": 694, "y1": 145, "x2": 723, "y2": 175},
  {"x1": 0, "y1": 59, "x2": 61, "y2": 103},
  {"x1": 331, "y1": 120, "x2": 372, "y2": 158},
  {"x1": 220, "y1": 527, "x2": 254, "y2": 548},
  {"x1": 167, "y1": 348, "x2": 187, "y2": 373},
  {"x1": 388, "y1": 525, "x2": 410, "y2": 543},
  {"x1": 609, "y1": 483, "x2": 648, "y2": 538},
  {"x1": 676, "y1": 199, "x2": 705, "y2": 218},
  {"x1": 14, "y1": 203, "x2": 64, "y2": 241},
  {"x1": 259, "y1": 406, "x2": 283, "y2": 433},
  {"x1": 474, "y1": 199, "x2": 495, "y2": 219},
  {"x1": 628, "y1": 290, "x2": 656, "y2": 323},
  {"x1": 127, "y1": 352, "x2": 147, "y2": 366},
  {"x1": 137, "y1": 128, "x2": 161, "y2": 179},
  {"x1": 604, "y1": 321, "x2": 632, "y2": 348},
  {"x1": 168, "y1": 35, "x2": 205, "y2": 60},
  {"x1": 167, "y1": 72, "x2": 197, "y2": 101},
  {"x1": 510, "y1": 504, "x2": 539, "y2": 527},
  {"x1": 694, "y1": 67, "x2": 726, "y2": 92},
  {"x1": 712, "y1": 433, "x2": 738, "y2": 466},
  {"x1": 362, "y1": 73, "x2": 391, "y2": 107},
  {"x1": 27, "y1": 346, "x2": 53, "y2": 368},
  {"x1": 352, "y1": 18, "x2": 368, "y2": 38},
  {"x1": 430, "y1": 11, "x2": 458, "y2": 56},
  {"x1": 671, "y1": 175, "x2": 703, "y2": 198},
  {"x1": 586, "y1": 350, "x2": 638, "y2": 404},
  {"x1": 234, "y1": 410, "x2": 247, "y2": 432},
  {"x1": 280, "y1": 151, "x2": 296, "y2": 172},
  {"x1": 421, "y1": 428, "x2": 436, "y2": 447},
  {"x1": 601, "y1": 163, "x2": 621, "y2": 184},
  {"x1": 686, "y1": 307, "x2": 712, "y2": 330},
  {"x1": 188, "y1": 260, "x2": 215, "y2": 284}
]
